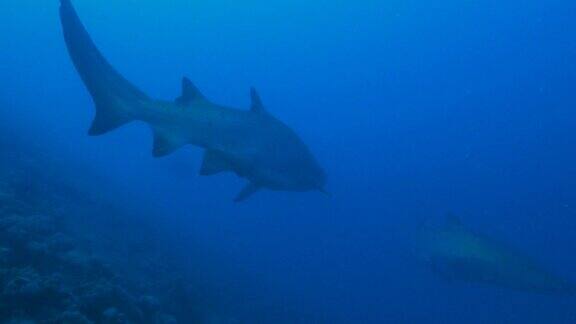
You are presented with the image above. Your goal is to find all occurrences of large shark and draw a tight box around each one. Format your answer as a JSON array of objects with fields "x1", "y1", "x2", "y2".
[
  {"x1": 59, "y1": 0, "x2": 326, "y2": 202},
  {"x1": 419, "y1": 215, "x2": 575, "y2": 295}
]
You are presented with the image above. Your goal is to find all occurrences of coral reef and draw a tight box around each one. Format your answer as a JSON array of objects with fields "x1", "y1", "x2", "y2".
[{"x1": 0, "y1": 149, "x2": 179, "y2": 323}]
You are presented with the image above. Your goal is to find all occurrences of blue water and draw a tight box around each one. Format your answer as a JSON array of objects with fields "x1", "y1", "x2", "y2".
[{"x1": 1, "y1": 0, "x2": 576, "y2": 322}]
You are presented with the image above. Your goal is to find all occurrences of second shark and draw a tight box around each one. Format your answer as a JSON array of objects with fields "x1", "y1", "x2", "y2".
[{"x1": 419, "y1": 215, "x2": 576, "y2": 295}]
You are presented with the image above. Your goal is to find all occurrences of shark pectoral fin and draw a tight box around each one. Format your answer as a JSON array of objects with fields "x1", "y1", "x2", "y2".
[
  {"x1": 234, "y1": 183, "x2": 261, "y2": 202},
  {"x1": 175, "y1": 77, "x2": 206, "y2": 106},
  {"x1": 250, "y1": 87, "x2": 266, "y2": 114},
  {"x1": 152, "y1": 129, "x2": 186, "y2": 157},
  {"x1": 199, "y1": 150, "x2": 233, "y2": 176}
]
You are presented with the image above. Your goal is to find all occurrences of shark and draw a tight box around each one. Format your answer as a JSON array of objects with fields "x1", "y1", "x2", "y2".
[
  {"x1": 419, "y1": 215, "x2": 576, "y2": 295},
  {"x1": 59, "y1": 0, "x2": 326, "y2": 202}
]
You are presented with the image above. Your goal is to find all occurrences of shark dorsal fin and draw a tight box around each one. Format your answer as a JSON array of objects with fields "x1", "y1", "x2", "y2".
[
  {"x1": 446, "y1": 213, "x2": 463, "y2": 229},
  {"x1": 250, "y1": 87, "x2": 266, "y2": 114},
  {"x1": 175, "y1": 77, "x2": 205, "y2": 106},
  {"x1": 235, "y1": 182, "x2": 261, "y2": 202},
  {"x1": 199, "y1": 150, "x2": 233, "y2": 176}
]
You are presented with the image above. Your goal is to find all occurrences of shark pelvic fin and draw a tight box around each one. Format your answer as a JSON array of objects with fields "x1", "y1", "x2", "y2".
[
  {"x1": 152, "y1": 129, "x2": 186, "y2": 157},
  {"x1": 175, "y1": 77, "x2": 205, "y2": 105},
  {"x1": 234, "y1": 183, "x2": 261, "y2": 202},
  {"x1": 199, "y1": 150, "x2": 233, "y2": 176},
  {"x1": 250, "y1": 87, "x2": 266, "y2": 114}
]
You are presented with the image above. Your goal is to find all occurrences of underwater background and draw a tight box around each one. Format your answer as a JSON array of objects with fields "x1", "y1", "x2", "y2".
[{"x1": 1, "y1": 0, "x2": 576, "y2": 323}]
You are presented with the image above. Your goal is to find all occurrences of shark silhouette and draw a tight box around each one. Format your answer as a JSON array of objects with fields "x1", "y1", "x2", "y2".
[
  {"x1": 419, "y1": 215, "x2": 576, "y2": 295},
  {"x1": 59, "y1": 0, "x2": 326, "y2": 202}
]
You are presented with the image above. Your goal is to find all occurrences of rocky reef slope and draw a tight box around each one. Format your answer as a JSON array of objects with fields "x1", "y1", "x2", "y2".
[{"x1": 0, "y1": 139, "x2": 192, "y2": 323}]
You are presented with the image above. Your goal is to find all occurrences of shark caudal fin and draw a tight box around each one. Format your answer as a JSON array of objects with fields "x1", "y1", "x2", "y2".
[
  {"x1": 234, "y1": 183, "x2": 261, "y2": 202},
  {"x1": 60, "y1": 0, "x2": 150, "y2": 135}
]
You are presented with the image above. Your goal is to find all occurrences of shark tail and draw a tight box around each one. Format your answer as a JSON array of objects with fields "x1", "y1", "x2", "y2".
[{"x1": 60, "y1": 0, "x2": 150, "y2": 136}]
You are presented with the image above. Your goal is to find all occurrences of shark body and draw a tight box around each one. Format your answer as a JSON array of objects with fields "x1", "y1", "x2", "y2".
[
  {"x1": 419, "y1": 215, "x2": 575, "y2": 295},
  {"x1": 59, "y1": 0, "x2": 326, "y2": 201}
]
